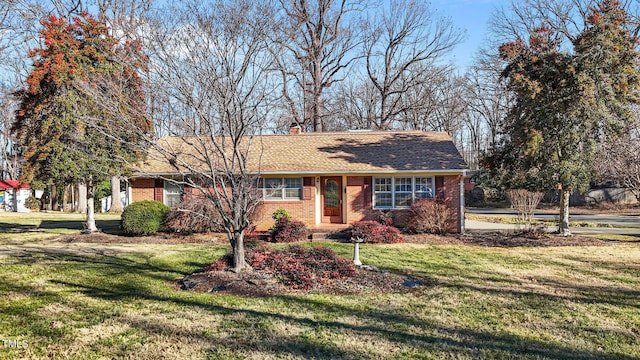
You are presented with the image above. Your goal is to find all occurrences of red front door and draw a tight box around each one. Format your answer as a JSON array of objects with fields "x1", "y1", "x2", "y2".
[{"x1": 321, "y1": 176, "x2": 342, "y2": 223}]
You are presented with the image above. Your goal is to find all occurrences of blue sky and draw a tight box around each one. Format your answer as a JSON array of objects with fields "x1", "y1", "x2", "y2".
[{"x1": 431, "y1": 0, "x2": 511, "y2": 70}]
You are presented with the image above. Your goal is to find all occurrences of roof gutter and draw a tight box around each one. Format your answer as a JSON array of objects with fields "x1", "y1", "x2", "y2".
[{"x1": 132, "y1": 169, "x2": 468, "y2": 178}]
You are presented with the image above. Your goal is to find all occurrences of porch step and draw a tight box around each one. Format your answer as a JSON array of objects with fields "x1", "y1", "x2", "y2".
[{"x1": 310, "y1": 227, "x2": 348, "y2": 242}]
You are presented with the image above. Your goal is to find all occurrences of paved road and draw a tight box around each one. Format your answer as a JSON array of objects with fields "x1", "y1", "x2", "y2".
[{"x1": 465, "y1": 207, "x2": 640, "y2": 236}]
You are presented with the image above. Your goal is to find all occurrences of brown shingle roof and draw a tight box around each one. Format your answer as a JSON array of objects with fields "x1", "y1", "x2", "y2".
[{"x1": 135, "y1": 131, "x2": 467, "y2": 175}]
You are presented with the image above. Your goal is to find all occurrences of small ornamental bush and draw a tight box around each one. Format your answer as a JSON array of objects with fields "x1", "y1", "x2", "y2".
[
  {"x1": 271, "y1": 207, "x2": 291, "y2": 221},
  {"x1": 368, "y1": 209, "x2": 393, "y2": 225},
  {"x1": 121, "y1": 200, "x2": 170, "y2": 235},
  {"x1": 202, "y1": 243, "x2": 356, "y2": 289},
  {"x1": 347, "y1": 220, "x2": 404, "y2": 244},
  {"x1": 164, "y1": 197, "x2": 223, "y2": 234},
  {"x1": 251, "y1": 245, "x2": 356, "y2": 289},
  {"x1": 406, "y1": 199, "x2": 451, "y2": 235},
  {"x1": 202, "y1": 252, "x2": 233, "y2": 272},
  {"x1": 270, "y1": 217, "x2": 310, "y2": 242}
]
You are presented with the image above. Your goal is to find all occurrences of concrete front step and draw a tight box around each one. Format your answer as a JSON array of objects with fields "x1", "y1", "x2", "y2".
[{"x1": 310, "y1": 230, "x2": 348, "y2": 242}]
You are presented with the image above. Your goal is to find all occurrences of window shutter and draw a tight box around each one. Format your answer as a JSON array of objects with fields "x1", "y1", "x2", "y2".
[
  {"x1": 363, "y1": 176, "x2": 372, "y2": 208},
  {"x1": 435, "y1": 176, "x2": 445, "y2": 200},
  {"x1": 302, "y1": 177, "x2": 314, "y2": 200},
  {"x1": 303, "y1": 177, "x2": 314, "y2": 186},
  {"x1": 154, "y1": 179, "x2": 164, "y2": 203}
]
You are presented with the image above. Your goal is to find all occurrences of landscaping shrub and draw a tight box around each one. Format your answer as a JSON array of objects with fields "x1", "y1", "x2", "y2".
[
  {"x1": 271, "y1": 207, "x2": 291, "y2": 221},
  {"x1": 505, "y1": 189, "x2": 544, "y2": 222},
  {"x1": 202, "y1": 244, "x2": 356, "y2": 289},
  {"x1": 121, "y1": 200, "x2": 170, "y2": 235},
  {"x1": 25, "y1": 196, "x2": 40, "y2": 211},
  {"x1": 367, "y1": 209, "x2": 393, "y2": 225},
  {"x1": 406, "y1": 199, "x2": 450, "y2": 235},
  {"x1": 270, "y1": 217, "x2": 310, "y2": 242},
  {"x1": 164, "y1": 197, "x2": 223, "y2": 234},
  {"x1": 257, "y1": 245, "x2": 356, "y2": 288},
  {"x1": 347, "y1": 220, "x2": 404, "y2": 244}
]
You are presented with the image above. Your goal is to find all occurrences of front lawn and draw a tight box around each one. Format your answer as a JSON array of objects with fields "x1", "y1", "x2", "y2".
[{"x1": 0, "y1": 213, "x2": 638, "y2": 359}]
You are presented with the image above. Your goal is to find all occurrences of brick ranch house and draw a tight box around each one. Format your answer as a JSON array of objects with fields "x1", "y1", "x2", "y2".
[{"x1": 128, "y1": 130, "x2": 469, "y2": 233}]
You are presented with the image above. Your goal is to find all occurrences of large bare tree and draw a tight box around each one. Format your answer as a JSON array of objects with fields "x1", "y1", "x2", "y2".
[
  {"x1": 595, "y1": 110, "x2": 640, "y2": 199},
  {"x1": 136, "y1": 0, "x2": 275, "y2": 271},
  {"x1": 363, "y1": 0, "x2": 463, "y2": 130},
  {"x1": 276, "y1": 0, "x2": 362, "y2": 132}
]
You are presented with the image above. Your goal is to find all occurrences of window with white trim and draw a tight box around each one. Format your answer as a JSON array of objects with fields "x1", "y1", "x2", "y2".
[
  {"x1": 261, "y1": 177, "x2": 303, "y2": 200},
  {"x1": 373, "y1": 176, "x2": 434, "y2": 208},
  {"x1": 164, "y1": 181, "x2": 182, "y2": 207}
]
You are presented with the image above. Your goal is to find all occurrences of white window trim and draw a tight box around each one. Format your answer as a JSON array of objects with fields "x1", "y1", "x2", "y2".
[
  {"x1": 261, "y1": 177, "x2": 303, "y2": 201},
  {"x1": 164, "y1": 180, "x2": 183, "y2": 207},
  {"x1": 373, "y1": 176, "x2": 435, "y2": 209}
]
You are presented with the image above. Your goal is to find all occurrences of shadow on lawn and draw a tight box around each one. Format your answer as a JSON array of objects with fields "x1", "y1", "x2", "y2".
[
  {"x1": 15, "y1": 252, "x2": 628, "y2": 359},
  {"x1": 51, "y1": 275, "x2": 636, "y2": 360},
  {"x1": 3, "y1": 246, "x2": 638, "y2": 359},
  {"x1": 0, "y1": 219, "x2": 122, "y2": 235}
]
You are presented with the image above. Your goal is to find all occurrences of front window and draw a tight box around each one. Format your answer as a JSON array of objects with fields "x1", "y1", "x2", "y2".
[
  {"x1": 261, "y1": 177, "x2": 302, "y2": 200},
  {"x1": 164, "y1": 181, "x2": 182, "y2": 207},
  {"x1": 374, "y1": 178, "x2": 392, "y2": 207},
  {"x1": 374, "y1": 176, "x2": 434, "y2": 208}
]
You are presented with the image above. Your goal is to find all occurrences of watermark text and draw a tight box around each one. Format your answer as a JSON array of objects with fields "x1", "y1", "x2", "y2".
[{"x1": 2, "y1": 339, "x2": 29, "y2": 349}]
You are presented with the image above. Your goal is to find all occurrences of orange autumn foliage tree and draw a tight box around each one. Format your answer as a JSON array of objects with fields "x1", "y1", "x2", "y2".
[{"x1": 12, "y1": 13, "x2": 151, "y2": 231}]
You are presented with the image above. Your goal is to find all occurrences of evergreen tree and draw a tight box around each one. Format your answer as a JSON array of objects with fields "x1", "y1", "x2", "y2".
[
  {"x1": 488, "y1": 0, "x2": 639, "y2": 235},
  {"x1": 12, "y1": 13, "x2": 150, "y2": 231}
]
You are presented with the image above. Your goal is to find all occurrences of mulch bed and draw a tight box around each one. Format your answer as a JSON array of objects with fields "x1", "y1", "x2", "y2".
[{"x1": 175, "y1": 265, "x2": 425, "y2": 297}]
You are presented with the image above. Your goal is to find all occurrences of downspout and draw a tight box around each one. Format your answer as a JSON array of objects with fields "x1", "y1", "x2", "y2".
[
  {"x1": 459, "y1": 172, "x2": 466, "y2": 234},
  {"x1": 126, "y1": 179, "x2": 132, "y2": 208}
]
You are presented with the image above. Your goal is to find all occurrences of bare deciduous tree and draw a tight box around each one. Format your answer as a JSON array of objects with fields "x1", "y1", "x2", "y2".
[
  {"x1": 595, "y1": 113, "x2": 640, "y2": 199},
  {"x1": 95, "y1": 0, "x2": 153, "y2": 213},
  {"x1": 363, "y1": 0, "x2": 463, "y2": 130},
  {"x1": 276, "y1": 0, "x2": 362, "y2": 132},
  {"x1": 0, "y1": 88, "x2": 19, "y2": 180},
  {"x1": 138, "y1": 0, "x2": 275, "y2": 271}
]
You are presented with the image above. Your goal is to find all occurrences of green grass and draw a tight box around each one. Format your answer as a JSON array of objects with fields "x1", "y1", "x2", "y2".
[
  {"x1": 589, "y1": 234, "x2": 640, "y2": 242},
  {"x1": 467, "y1": 214, "x2": 637, "y2": 229},
  {"x1": 0, "y1": 213, "x2": 639, "y2": 359},
  {"x1": 0, "y1": 212, "x2": 122, "y2": 243}
]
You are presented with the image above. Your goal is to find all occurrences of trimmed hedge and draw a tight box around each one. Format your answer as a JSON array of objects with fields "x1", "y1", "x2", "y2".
[{"x1": 121, "y1": 200, "x2": 170, "y2": 235}]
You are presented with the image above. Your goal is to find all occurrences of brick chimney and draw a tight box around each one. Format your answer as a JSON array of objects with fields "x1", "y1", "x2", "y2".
[{"x1": 289, "y1": 123, "x2": 302, "y2": 135}]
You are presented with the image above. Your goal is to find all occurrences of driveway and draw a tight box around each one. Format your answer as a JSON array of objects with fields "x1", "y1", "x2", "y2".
[{"x1": 465, "y1": 207, "x2": 640, "y2": 236}]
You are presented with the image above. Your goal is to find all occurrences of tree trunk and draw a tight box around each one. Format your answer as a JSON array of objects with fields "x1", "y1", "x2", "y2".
[
  {"x1": 558, "y1": 187, "x2": 572, "y2": 236},
  {"x1": 63, "y1": 183, "x2": 71, "y2": 212},
  {"x1": 232, "y1": 230, "x2": 251, "y2": 272},
  {"x1": 85, "y1": 177, "x2": 98, "y2": 233},
  {"x1": 313, "y1": 56, "x2": 323, "y2": 132},
  {"x1": 78, "y1": 182, "x2": 87, "y2": 214},
  {"x1": 109, "y1": 174, "x2": 123, "y2": 213},
  {"x1": 51, "y1": 185, "x2": 59, "y2": 211}
]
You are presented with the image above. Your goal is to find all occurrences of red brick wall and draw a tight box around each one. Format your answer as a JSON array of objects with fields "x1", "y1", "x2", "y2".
[
  {"x1": 130, "y1": 178, "x2": 155, "y2": 203},
  {"x1": 346, "y1": 176, "x2": 369, "y2": 223},
  {"x1": 441, "y1": 175, "x2": 463, "y2": 233},
  {"x1": 360, "y1": 175, "x2": 462, "y2": 233},
  {"x1": 254, "y1": 199, "x2": 315, "y2": 231},
  {"x1": 253, "y1": 178, "x2": 316, "y2": 231},
  {"x1": 130, "y1": 174, "x2": 464, "y2": 233}
]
